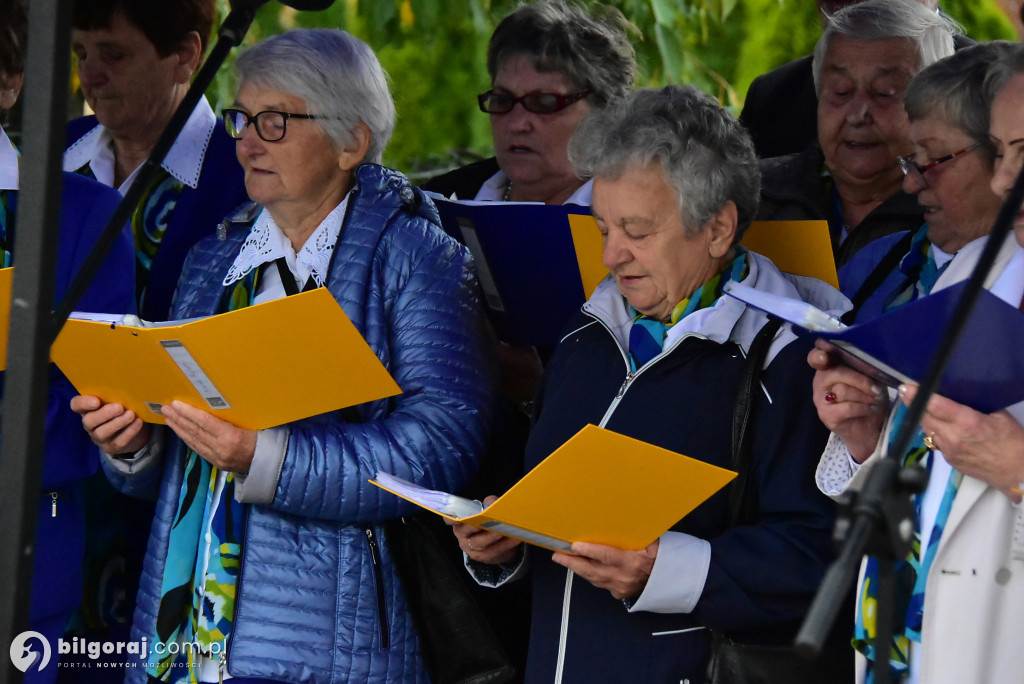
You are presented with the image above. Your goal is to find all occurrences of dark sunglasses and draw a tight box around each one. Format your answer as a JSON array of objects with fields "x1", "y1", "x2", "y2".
[{"x1": 477, "y1": 89, "x2": 592, "y2": 115}]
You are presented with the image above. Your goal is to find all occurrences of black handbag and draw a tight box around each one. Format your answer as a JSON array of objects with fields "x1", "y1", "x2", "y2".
[
  {"x1": 385, "y1": 514, "x2": 517, "y2": 684},
  {"x1": 704, "y1": 317, "x2": 854, "y2": 684}
]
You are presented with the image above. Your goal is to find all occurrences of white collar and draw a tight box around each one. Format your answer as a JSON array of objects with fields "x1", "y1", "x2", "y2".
[
  {"x1": 476, "y1": 169, "x2": 593, "y2": 206},
  {"x1": 63, "y1": 95, "x2": 217, "y2": 191},
  {"x1": 222, "y1": 197, "x2": 349, "y2": 288},
  {"x1": 0, "y1": 127, "x2": 18, "y2": 190}
]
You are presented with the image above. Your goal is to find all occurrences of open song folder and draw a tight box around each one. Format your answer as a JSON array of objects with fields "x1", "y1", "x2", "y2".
[
  {"x1": 724, "y1": 280, "x2": 1024, "y2": 413},
  {"x1": 51, "y1": 287, "x2": 402, "y2": 430},
  {"x1": 371, "y1": 424, "x2": 737, "y2": 552}
]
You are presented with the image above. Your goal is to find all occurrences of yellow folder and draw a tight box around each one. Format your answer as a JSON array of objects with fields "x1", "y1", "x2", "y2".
[
  {"x1": 50, "y1": 287, "x2": 402, "y2": 431},
  {"x1": 742, "y1": 220, "x2": 838, "y2": 288},
  {"x1": 0, "y1": 267, "x2": 11, "y2": 371},
  {"x1": 372, "y1": 424, "x2": 737, "y2": 552}
]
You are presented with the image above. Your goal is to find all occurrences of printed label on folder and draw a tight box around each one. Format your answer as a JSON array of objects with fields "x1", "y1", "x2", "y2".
[{"x1": 160, "y1": 340, "x2": 231, "y2": 410}]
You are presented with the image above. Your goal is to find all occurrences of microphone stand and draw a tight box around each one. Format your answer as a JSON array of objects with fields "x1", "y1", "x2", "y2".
[
  {"x1": 48, "y1": 0, "x2": 274, "y2": 341},
  {"x1": 795, "y1": 159, "x2": 1024, "y2": 683}
]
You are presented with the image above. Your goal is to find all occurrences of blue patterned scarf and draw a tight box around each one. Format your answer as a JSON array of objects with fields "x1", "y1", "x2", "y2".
[
  {"x1": 147, "y1": 266, "x2": 261, "y2": 681},
  {"x1": 882, "y1": 224, "x2": 947, "y2": 312}
]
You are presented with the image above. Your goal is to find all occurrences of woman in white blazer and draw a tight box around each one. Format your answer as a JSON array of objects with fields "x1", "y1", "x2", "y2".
[{"x1": 808, "y1": 44, "x2": 1024, "y2": 684}]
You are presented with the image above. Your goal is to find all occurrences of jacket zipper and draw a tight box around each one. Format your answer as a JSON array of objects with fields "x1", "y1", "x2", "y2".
[
  {"x1": 365, "y1": 526, "x2": 390, "y2": 649},
  {"x1": 554, "y1": 312, "x2": 708, "y2": 682}
]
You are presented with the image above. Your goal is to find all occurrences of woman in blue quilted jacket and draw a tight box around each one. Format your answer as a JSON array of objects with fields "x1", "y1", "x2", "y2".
[{"x1": 72, "y1": 29, "x2": 495, "y2": 684}]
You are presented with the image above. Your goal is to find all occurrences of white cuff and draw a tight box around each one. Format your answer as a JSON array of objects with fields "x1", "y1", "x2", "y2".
[
  {"x1": 100, "y1": 428, "x2": 164, "y2": 476},
  {"x1": 816, "y1": 432, "x2": 858, "y2": 497},
  {"x1": 465, "y1": 547, "x2": 530, "y2": 588},
  {"x1": 628, "y1": 531, "x2": 710, "y2": 614},
  {"x1": 234, "y1": 427, "x2": 289, "y2": 504}
]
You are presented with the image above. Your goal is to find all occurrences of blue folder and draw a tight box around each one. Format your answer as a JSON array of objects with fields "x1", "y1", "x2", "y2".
[
  {"x1": 431, "y1": 197, "x2": 594, "y2": 347},
  {"x1": 725, "y1": 281, "x2": 1024, "y2": 413}
]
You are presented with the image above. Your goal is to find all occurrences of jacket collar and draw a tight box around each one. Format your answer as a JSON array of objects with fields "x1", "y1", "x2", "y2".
[
  {"x1": 581, "y1": 250, "x2": 850, "y2": 366},
  {"x1": 63, "y1": 95, "x2": 216, "y2": 190}
]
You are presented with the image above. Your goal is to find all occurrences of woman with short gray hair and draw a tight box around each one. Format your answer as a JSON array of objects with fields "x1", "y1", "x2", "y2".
[
  {"x1": 758, "y1": 0, "x2": 959, "y2": 267},
  {"x1": 452, "y1": 85, "x2": 850, "y2": 682},
  {"x1": 74, "y1": 28, "x2": 495, "y2": 684}
]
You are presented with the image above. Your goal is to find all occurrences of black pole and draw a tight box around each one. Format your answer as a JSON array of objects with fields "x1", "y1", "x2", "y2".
[
  {"x1": 796, "y1": 159, "x2": 1024, "y2": 670},
  {"x1": 0, "y1": 2, "x2": 73, "y2": 681}
]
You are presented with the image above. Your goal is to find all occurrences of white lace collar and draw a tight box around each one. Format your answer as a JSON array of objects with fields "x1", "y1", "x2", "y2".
[
  {"x1": 222, "y1": 197, "x2": 349, "y2": 288},
  {"x1": 0, "y1": 127, "x2": 18, "y2": 191},
  {"x1": 63, "y1": 95, "x2": 216, "y2": 190},
  {"x1": 476, "y1": 169, "x2": 593, "y2": 206}
]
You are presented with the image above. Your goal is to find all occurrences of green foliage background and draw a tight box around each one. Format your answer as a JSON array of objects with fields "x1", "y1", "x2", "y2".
[{"x1": 208, "y1": 0, "x2": 1017, "y2": 180}]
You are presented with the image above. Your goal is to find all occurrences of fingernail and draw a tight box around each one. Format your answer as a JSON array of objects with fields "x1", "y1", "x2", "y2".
[
  {"x1": 898, "y1": 384, "x2": 908, "y2": 396},
  {"x1": 871, "y1": 385, "x2": 881, "y2": 396}
]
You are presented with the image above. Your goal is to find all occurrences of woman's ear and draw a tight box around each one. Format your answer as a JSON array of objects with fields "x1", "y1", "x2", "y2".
[
  {"x1": 706, "y1": 201, "x2": 738, "y2": 259},
  {"x1": 174, "y1": 31, "x2": 203, "y2": 83},
  {"x1": 0, "y1": 72, "x2": 23, "y2": 111},
  {"x1": 338, "y1": 122, "x2": 372, "y2": 172}
]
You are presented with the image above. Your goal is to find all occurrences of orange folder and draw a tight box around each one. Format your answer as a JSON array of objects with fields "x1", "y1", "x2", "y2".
[
  {"x1": 0, "y1": 267, "x2": 11, "y2": 371},
  {"x1": 742, "y1": 220, "x2": 838, "y2": 288},
  {"x1": 50, "y1": 287, "x2": 402, "y2": 430},
  {"x1": 372, "y1": 424, "x2": 737, "y2": 552}
]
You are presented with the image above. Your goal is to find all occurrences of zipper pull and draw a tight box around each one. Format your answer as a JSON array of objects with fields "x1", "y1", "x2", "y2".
[
  {"x1": 615, "y1": 372, "x2": 634, "y2": 399},
  {"x1": 218, "y1": 652, "x2": 226, "y2": 683},
  {"x1": 50, "y1": 492, "x2": 58, "y2": 518}
]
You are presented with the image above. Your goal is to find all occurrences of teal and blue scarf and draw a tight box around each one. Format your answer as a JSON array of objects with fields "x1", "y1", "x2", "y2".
[{"x1": 627, "y1": 249, "x2": 749, "y2": 370}]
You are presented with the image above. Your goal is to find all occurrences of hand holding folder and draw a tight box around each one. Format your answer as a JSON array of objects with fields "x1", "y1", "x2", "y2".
[
  {"x1": 51, "y1": 288, "x2": 402, "y2": 430},
  {"x1": 371, "y1": 424, "x2": 736, "y2": 552},
  {"x1": 724, "y1": 280, "x2": 1024, "y2": 413}
]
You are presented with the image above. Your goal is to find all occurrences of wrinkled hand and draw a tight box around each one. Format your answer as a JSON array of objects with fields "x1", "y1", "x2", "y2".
[
  {"x1": 446, "y1": 495, "x2": 523, "y2": 565},
  {"x1": 808, "y1": 340, "x2": 889, "y2": 463},
  {"x1": 552, "y1": 539, "x2": 659, "y2": 601},
  {"x1": 160, "y1": 400, "x2": 256, "y2": 474},
  {"x1": 901, "y1": 384, "x2": 1024, "y2": 503},
  {"x1": 71, "y1": 395, "x2": 151, "y2": 455}
]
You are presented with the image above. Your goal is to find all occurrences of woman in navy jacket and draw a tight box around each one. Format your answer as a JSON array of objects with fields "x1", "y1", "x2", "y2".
[{"x1": 453, "y1": 85, "x2": 848, "y2": 683}]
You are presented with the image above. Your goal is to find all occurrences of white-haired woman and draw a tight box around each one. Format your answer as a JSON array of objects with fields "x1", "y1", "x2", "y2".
[
  {"x1": 451, "y1": 85, "x2": 850, "y2": 682},
  {"x1": 73, "y1": 29, "x2": 495, "y2": 684}
]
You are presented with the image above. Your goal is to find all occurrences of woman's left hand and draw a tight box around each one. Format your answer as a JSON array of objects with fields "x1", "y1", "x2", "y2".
[
  {"x1": 161, "y1": 400, "x2": 257, "y2": 473},
  {"x1": 552, "y1": 540, "x2": 659, "y2": 601},
  {"x1": 901, "y1": 384, "x2": 1024, "y2": 503}
]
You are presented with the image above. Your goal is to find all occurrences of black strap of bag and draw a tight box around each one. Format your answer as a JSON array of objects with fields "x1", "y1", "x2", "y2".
[
  {"x1": 707, "y1": 316, "x2": 854, "y2": 684},
  {"x1": 727, "y1": 316, "x2": 783, "y2": 525}
]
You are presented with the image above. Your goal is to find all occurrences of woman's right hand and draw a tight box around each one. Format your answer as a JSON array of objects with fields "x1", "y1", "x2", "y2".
[
  {"x1": 446, "y1": 495, "x2": 522, "y2": 565},
  {"x1": 807, "y1": 340, "x2": 889, "y2": 463},
  {"x1": 70, "y1": 395, "x2": 151, "y2": 456}
]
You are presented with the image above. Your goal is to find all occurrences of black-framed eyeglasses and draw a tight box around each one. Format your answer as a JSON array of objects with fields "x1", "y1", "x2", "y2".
[
  {"x1": 897, "y1": 143, "x2": 981, "y2": 187},
  {"x1": 477, "y1": 89, "x2": 592, "y2": 115},
  {"x1": 222, "y1": 108, "x2": 321, "y2": 142}
]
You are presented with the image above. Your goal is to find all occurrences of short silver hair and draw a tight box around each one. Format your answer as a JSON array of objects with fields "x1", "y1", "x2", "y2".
[
  {"x1": 812, "y1": 0, "x2": 957, "y2": 95},
  {"x1": 487, "y1": 0, "x2": 637, "y2": 110},
  {"x1": 904, "y1": 42, "x2": 1019, "y2": 165},
  {"x1": 235, "y1": 29, "x2": 395, "y2": 164},
  {"x1": 983, "y1": 41, "x2": 1024, "y2": 105},
  {"x1": 568, "y1": 85, "x2": 760, "y2": 242}
]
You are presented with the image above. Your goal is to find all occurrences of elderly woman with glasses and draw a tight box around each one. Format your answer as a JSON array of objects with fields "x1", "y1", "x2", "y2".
[
  {"x1": 451, "y1": 85, "x2": 850, "y2": 683},
  {"x1": 423, "y1": 0, "x2": 636, "y2": 206},
  {"x1": 72, "y1": 29, "x2": 495, "y2": 684},
  {"x1": 808, "y1": 42, "x2": 1024, "y2": 684}
]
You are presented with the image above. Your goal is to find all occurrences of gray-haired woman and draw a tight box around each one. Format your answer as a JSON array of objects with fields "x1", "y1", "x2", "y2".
[
  {"x1": 451, "y1": 84, "x2": 850, "y2": 682},
  {"x1": 757, "y1": 0, "x2": 958, "y2": 267},
  {"x1": 424, "y1": 0, "x2": 636, "y2": 205},
  {"x1": 72, "y1": 28, "x2": 495, "y2": 684}
]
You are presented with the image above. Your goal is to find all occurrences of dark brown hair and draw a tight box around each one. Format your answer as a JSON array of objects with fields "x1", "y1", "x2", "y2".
[{"x1": 72, "y1": 0, "x2": 216, "y2": 56}]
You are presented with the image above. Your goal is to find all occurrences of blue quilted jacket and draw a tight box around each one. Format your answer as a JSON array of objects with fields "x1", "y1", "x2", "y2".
[{"x1": 103, "y1": 164, "x2": 496, "y2": 683}]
